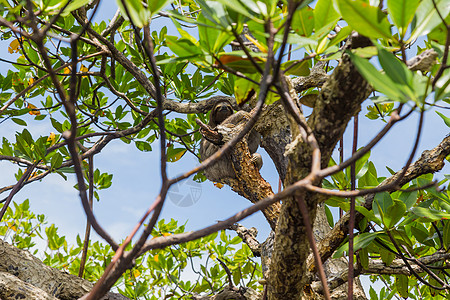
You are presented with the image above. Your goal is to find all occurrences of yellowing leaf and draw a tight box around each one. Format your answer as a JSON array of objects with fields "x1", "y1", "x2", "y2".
[
  {"x1": 167, "y1": 149, "x2": 187, "y2": 162},
  {"x1": 154, "y1": 255, "x2": 159, "y2": 262},
  {"x1": 219, "y1": 54, "x2": 248, "y2": 64},
  {"x1": 214, "y1": 182, "x2": 224, "y2": 189},
  {"x1": 47, "y1": 132, "x2": 56, "y2": 145},
  {"x1": 234, "y1": 74, "x2": 260, "y2": 104},
  {"x1": 132, "y1": 269, "x2": 141, "y2": 278},
  {"x1": 8, "y1": 39, "x2": 21, "y2": 54},
  {"x1": 27, "y1": 103, "x2": 41, "y2": 116},
  {"x1": 28, "y1": 77, "x2": 35, "y2": 86},
  {"x1": 8, "y1": 222, "x2": 17, "y2": 232},
  {"x1": 216, "y1": 53, "x2": 266, "y2": 73},
  {"x1": 80, "y1": 64, "x2": 89, "y2": 72},
  {"x1": 64, "y1": 67, "x2": 71, "y2": 74},
  {"x1": 244, "y1": 34, "x2": 268, "y2": 53},
  {"x1": 162, "y1": 232, "x2": 171, "y2": 236}
]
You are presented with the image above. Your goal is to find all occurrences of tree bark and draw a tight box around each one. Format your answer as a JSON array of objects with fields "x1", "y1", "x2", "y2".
[{"x1": 0, "y1": 239, "x2": 129, "y2": 300}]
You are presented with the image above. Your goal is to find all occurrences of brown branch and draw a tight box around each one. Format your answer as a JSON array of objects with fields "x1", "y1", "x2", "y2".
[
  {"x1": 229, "y1": 224, "x2": 261, "y2": 257},
  {"x1": 0, "y1": 162, "x2": 38, "y2": 221},
  {"x1": 78, "y1": 156, "x2": 94, "y2": 278}
]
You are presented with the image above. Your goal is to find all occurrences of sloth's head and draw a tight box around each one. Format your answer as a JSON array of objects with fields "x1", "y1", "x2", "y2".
[{"x1": 210, "y1": 100, "x2": 233, "y2": 126}]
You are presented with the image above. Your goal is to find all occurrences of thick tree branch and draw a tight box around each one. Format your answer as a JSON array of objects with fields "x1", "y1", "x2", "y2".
[
  {"x1": 0, "y1": 239, "x2": 129, "y2": 300},
  {"x1": 268, "y1": 36, "x2": 372, "y2": 299}
]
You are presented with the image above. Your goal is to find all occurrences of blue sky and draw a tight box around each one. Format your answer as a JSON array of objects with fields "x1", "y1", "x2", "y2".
[{"x1": 0, "y1": 0, "x2": 449, "y2": 295}]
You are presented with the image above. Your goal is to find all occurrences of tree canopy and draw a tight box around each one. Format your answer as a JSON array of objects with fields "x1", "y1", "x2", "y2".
[{"x1": 0, "y1": 0, "x2": 450, "y2": 299}]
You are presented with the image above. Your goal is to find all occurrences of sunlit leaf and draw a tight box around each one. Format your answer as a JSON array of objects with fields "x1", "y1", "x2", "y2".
[
  {"x1": 116, "y1": 0, "x2": 151, "y2": 27},
  {"x1": 409, "y1": 0, "x2": 450, "y2": 42},
  {"x1": 436, "y1": 111, "x2": 450, "y2": 128},
  {"x1": 147, "y1": 0, "x2": 174, "y2": 16},
  {"x1": 411, "y1": 207, "x2": 450, "y2": 221},
  {"x1": 315, "y1": 0, "x2": 340, "y2": 34},
  {"x1": 61, "y1": 0, "x2": 91, "y2": 16},
  {"x1": 337, "y1": 0, "x2": 392, "y2": 40},
  {"x1": 387, "y1": 0, "x2": 419, "y2": 38},
  {"x1": 47, "y1": 132, "x2": 56, "y2": 145}
]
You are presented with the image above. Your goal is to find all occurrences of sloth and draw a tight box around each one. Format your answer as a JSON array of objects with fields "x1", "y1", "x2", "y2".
[{"x1": 200, "y1": 99, "x2": 262, "y2": 183}]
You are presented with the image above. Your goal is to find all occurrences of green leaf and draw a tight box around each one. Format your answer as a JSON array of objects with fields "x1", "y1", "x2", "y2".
[
  {"x1": 135, "y1": 141, "x2": 152, "y2": 152},
  {"x1": 198, "y1": 13, "x2": 234, "y2": 54},
  {"x1": 355, "y1": 205, "x2": 381, "y2": 225},
  {"x1": 21, "y1": 129, "x2": 33, "y2": 146},
  {"x1": 397, "y1": 189, "x2": 418, "y2": 210},
  {"x1": 281, "y1": 60, "x2": 310, "y2": 76},
  {"x1": 325, "y1": 204, "x2": 334, "y2": 227},
  {"x1": 354, "y1": 149, "x2": 371, "y2": 179},
  {"x1": 147, "y1": 0, "x2": 174, "y2": 16},
  {"x1": 359, "y1": 247, "x2": 369, "y2": 269},
  {"x1": 369, "y1": 286, "x2": 378, "y2": 300},
  {"x1": 379, "y1": 247, "x2": 395, "y2": 266},
  {"x1": 314, "y1": 0, "x2": 340, "y2": 34},
  {"x1": 292, "y1": 6, "x2": 314, "y2": 37},
  {"x1": 50, "y1": 118, "x2": 63, "y2": 133},
  {"x1": 443, "y1": 221, "x2": 450, "y2": 250},
  {"x1": 411, "y1": 207, "x2": 450, "y2": 221},
  {"x1": 328, "y1": 25, "x2": 353, "y2": 48},
  {"x1": 214, "y1": 0, "x2": 257, "y2": 20},
  {"x1": 377, "y1": 46, "x2": 413, "y2": 88},
  {"x1": 167, "y1": 148, "x2": 187, "y2": 162},
  {"x1": 348, "y1": 51, "x2": 405, "y2": 101},
  {"x1": 166, "y1": 36, "x2": 203, "y2": 58},
  {"x1": 337, "y1": 0, "x2": 392, "y2": 39},
  {"x1": 373, "y1": 192, "x2": 393, "y2": 219},
  {"x1": 384, "y1": 199, "x2": 406, "y2": 228},
  {"x1": 61, "y1": 0, "x2": 91, "y2": 16},
  {"x1": 196, "y1": 0, "x2": 232, "y2": 27},
  {"x1": 116, "y1": 0, "x2": 151, "y2": 27},
  {"x1": 333, "y1": 231, "x2": 382, "y2": 258},
  {"x1": 428, "y1": 14, "x2": 450, "y2": 45},
  {"x1": 387, "y1": 0, "x2": 419, "y2": 38},
  {"x1": 409, "y1": 0, "x2": 450, "y2": 43},
  {"x1": 50, "y1": 153, "x2": 63, "y2": 170},
  {"x1": 436, "y1": 111, "x2": 450, "y2": 128},
  {"x1": 11, "y1": 117, "x2": 27, "y2": 126},
  {"x1": 395, "y1": 274, "x2": 409, "y2": 298}
]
